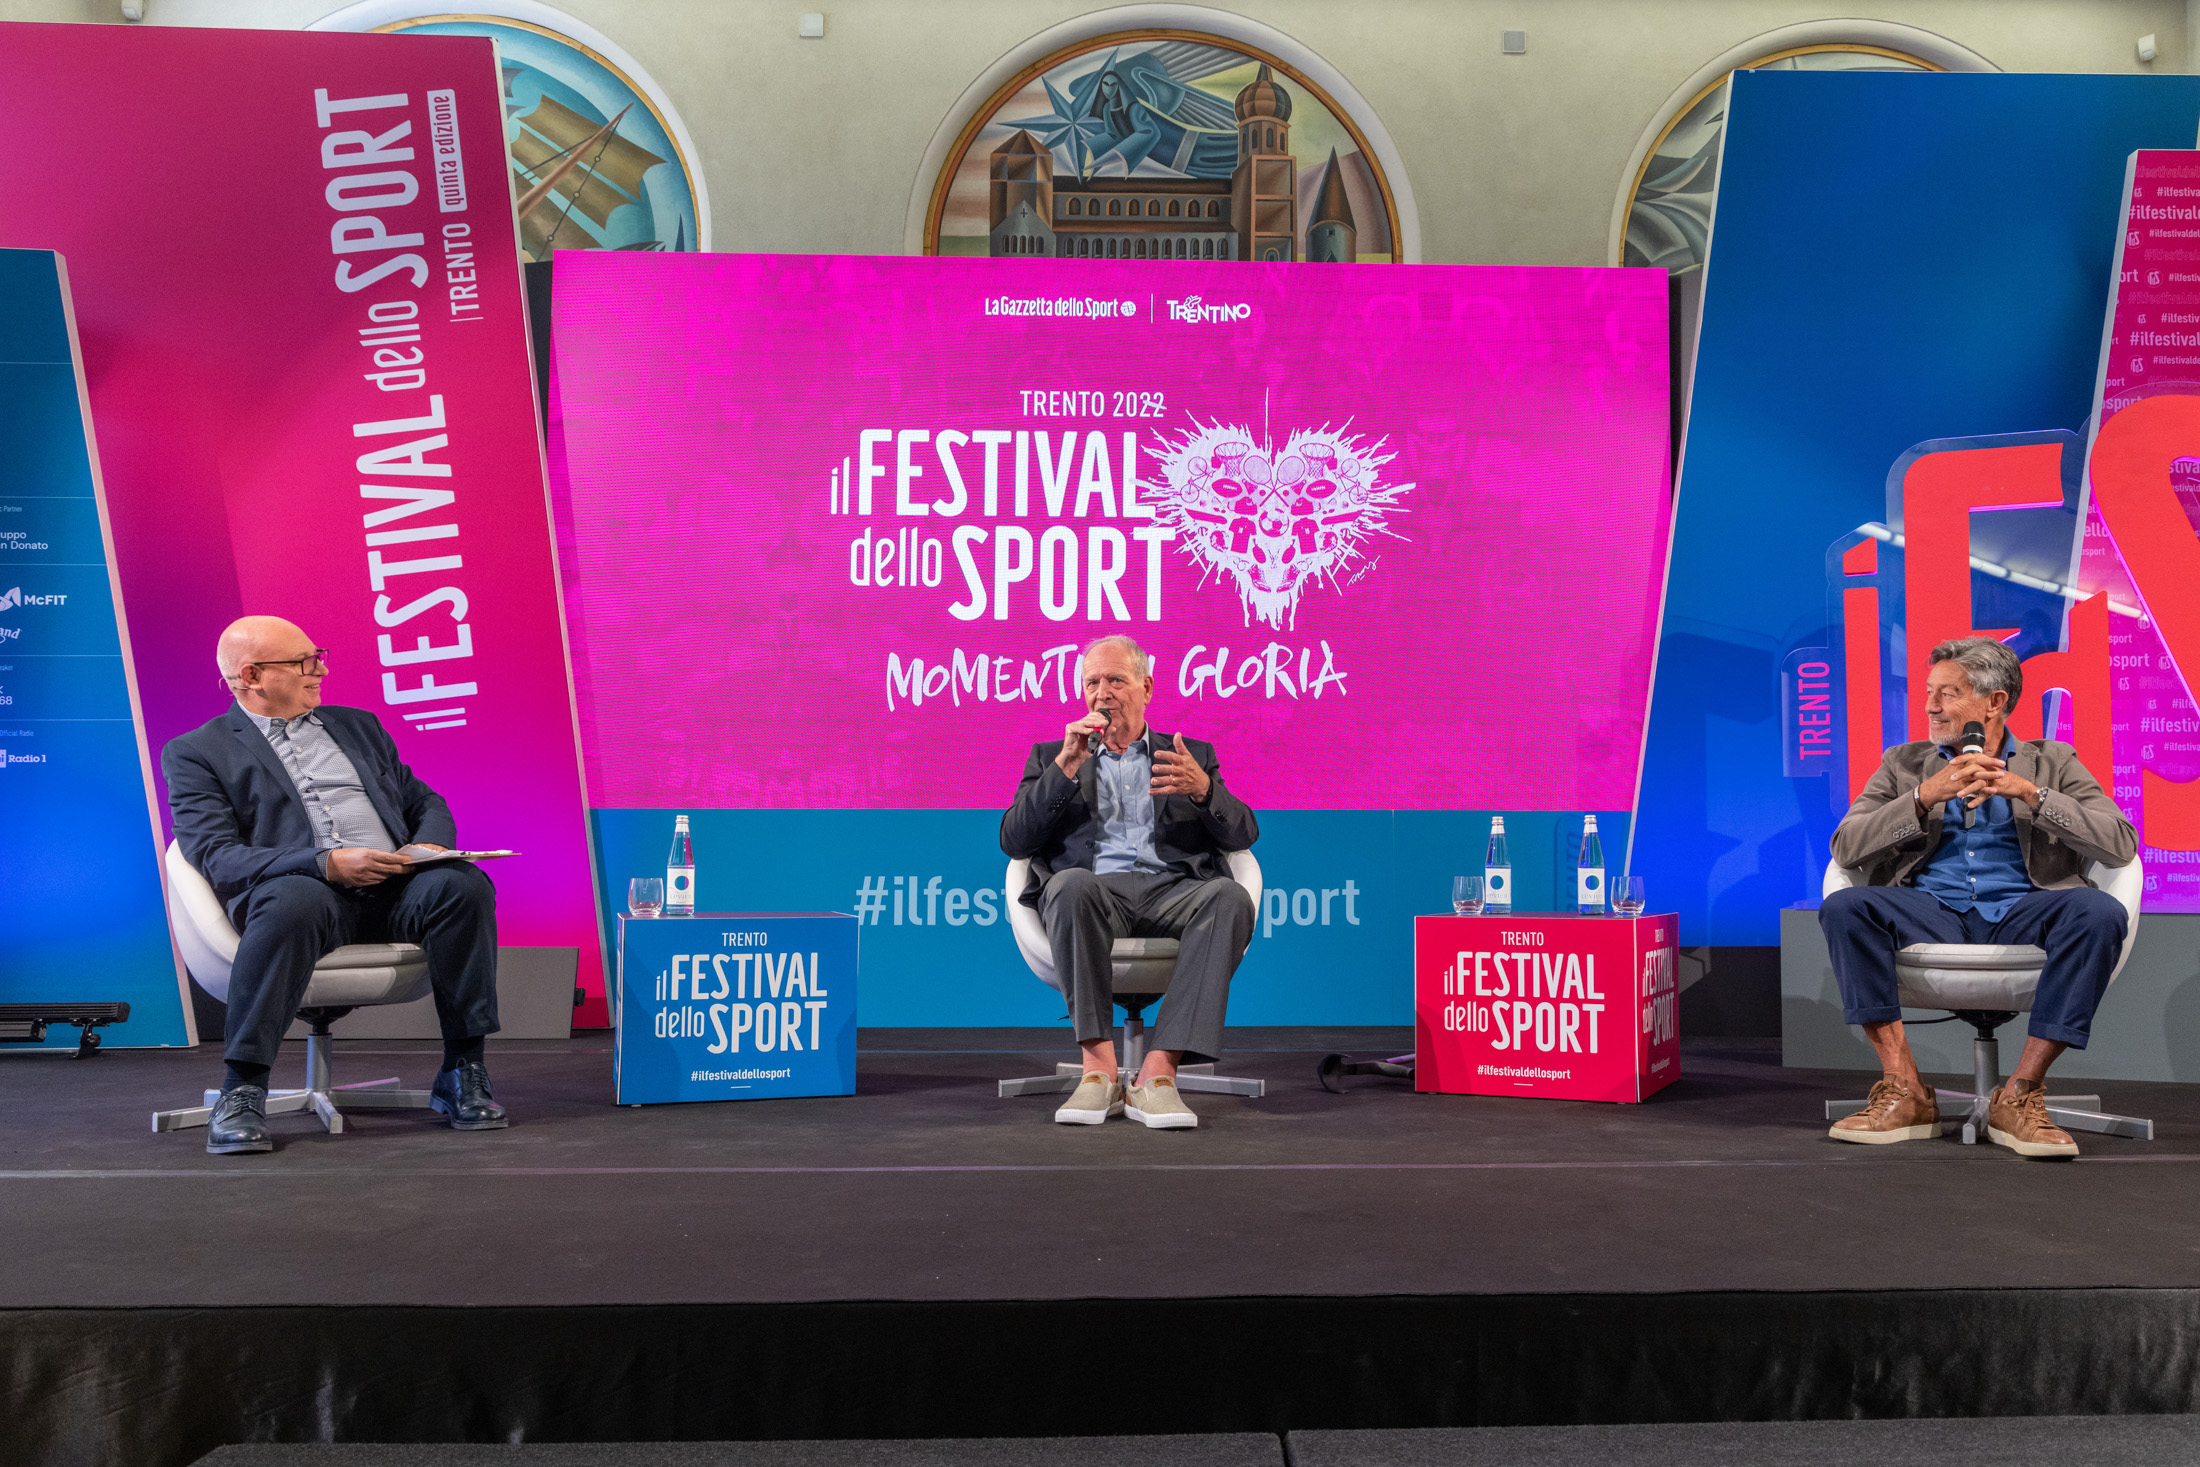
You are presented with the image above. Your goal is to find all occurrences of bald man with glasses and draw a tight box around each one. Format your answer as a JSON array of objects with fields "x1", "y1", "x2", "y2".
[{"x1": 162, "y1": 616, "x2": 505, "y2": 1153}]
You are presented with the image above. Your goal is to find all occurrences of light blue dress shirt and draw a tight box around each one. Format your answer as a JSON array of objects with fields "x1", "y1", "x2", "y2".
[
  {"x1": 1916, "y1": 734, "x2": 2033, "y2": 922},
  {"x1": 1092, "y1": 736, "x2": 1168, "y2": 875}
]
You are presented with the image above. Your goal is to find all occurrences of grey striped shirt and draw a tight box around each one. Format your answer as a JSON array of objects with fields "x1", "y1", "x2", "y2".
[{"x1": 242, "y1": 706, "x2": 398, "y2": 854}]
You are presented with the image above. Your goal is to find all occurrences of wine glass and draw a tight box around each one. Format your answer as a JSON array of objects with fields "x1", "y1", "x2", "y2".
[
  {"x1": 628, "y1": 877, "x2": 664, "y2": 917},
  {"x1": 1451, "y1": 874, "x2": 1483, "y2": 916},
  {"x1": 1612, "y1": 874, "x2": 1646, "y2": 917}
]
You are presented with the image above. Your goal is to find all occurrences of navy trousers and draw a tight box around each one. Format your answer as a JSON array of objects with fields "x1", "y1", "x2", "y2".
[
  {"x1": 1818, "y1": 884, "x2": 2126, "y2": 1047},
  {"x1": 223, "y1": 863, "x2": 500, "y2": 1068}
]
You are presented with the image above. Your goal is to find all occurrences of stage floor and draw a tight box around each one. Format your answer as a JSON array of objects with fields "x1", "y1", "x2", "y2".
[
  {"x1": 179, "y1": 1415, "x2": 2200, "y2": 1466},
  {"x1": 17, "y1": 1029, "x2": 2200, "y2": 1464},
  {"x1": 6, "y1": 1027, "x2": 2200, "y2": 1309}
]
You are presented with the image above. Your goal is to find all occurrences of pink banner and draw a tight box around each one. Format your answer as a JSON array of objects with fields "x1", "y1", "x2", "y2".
[
  {"x1": 549, "y1": 253, "x2": 1670, "y2": 810},
  {"x1": 2088, "y1": 149, "x2": 2200, "y2": 907},
  {"x1": 0, "y1": 24, "x2": 603, "y2": 1016}
]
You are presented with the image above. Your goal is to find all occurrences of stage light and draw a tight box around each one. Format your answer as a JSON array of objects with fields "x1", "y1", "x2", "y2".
[{"x1": 1851, "y1": 521, "x2": 2147, "y2": 623}]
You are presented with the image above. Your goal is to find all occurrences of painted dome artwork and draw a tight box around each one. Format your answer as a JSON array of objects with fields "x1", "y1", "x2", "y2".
[
  {"x1": 1624, "y1": 45, "x2": 1935, "y2": 272},
  {"x1": 929, "y1": 34, "x2": 1399, "y2": 265},
  {"x1": 374, "y1": 14, "x2": 704, "y2": 263}
]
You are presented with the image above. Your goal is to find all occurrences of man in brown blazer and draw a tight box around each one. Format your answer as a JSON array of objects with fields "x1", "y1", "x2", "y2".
[{"x1": 1822, "y1": 636, "x2": 2136, "y2": 1159}]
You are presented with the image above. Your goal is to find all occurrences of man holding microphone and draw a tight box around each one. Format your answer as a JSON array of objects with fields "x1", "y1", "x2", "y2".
[
  {"x1": 1001, "y1": 635, "x2": 1259, "y2": 1129},
  {"x1": 1820, "y1": 637, "x2": 2135, "y2": 1158}
]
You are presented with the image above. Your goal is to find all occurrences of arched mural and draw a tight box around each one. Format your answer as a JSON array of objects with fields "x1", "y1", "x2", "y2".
[
  {"x1": 315, "y1": 3, "x2": 708, "y2": 263},
  {"x1": 1623, "y1": 45, "x2": 1941, "y2": 273},
  {"x1": 1612, "y1": 23, "x2": 1994, "y2": 397},
  {"x1": 925, "y1": 31, "x2": 1401, "y2": 264}
]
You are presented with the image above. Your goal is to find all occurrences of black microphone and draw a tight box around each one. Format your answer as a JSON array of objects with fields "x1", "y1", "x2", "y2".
[
  {"x1": 1959, "y1": 720, "x2": 1986, "y2": 826},
  {"x1": 1087, "y1": 705, "x2": 1111, "y2": 755}
]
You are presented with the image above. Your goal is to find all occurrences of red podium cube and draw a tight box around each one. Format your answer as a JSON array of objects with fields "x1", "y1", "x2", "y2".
[{"x1": 1414, "y1": 912, "x2": 1679, "y2": 1103}]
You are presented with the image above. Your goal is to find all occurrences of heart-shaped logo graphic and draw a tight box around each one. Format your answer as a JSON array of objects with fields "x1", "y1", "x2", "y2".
[{"x1": 1148, "y1": 422, "x2": 1412, "y2": 629}]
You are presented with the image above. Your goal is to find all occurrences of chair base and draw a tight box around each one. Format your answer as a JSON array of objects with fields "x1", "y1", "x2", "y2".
[
  {"x1": 1822, "y1": 1017, "x2": 2154, "y2": 1144},
  {"x1": 152, "y1": 1078, "x2": 437, "y2": 1135},
  {"x1": 998, "y1": 1061, "x2": 1264, "y2": 1099},
  {"x1": 149, "y1": 1027, "x2": 437, "y2": 1136},
  {"x1": 1317, "y1": 1052, "x2": 1416, "y2": 1092},
  {"x1": 997, "y1": 1008, "x2": 1265, "y2": 1099}
]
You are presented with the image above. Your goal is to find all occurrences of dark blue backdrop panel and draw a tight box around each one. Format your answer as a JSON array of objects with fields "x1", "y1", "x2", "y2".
[
  {"x1": 591, "y1": 807, "x2": 1630, "y2": 1028},
  {"x1": 0, "y1": 248, "x2": 185, "y2": 1047},
  {"x1": 1640, "y1": 70, "x2": 2200, "y2": 947}
]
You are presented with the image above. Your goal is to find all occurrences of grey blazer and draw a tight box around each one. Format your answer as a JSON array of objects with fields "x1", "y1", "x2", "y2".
[{"x1": 1830, "y1": 737, "x2": 2136, "y2": 890}]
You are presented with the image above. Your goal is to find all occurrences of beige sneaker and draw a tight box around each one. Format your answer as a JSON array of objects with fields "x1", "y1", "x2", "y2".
[
  {"x1": 1988, "y1": 1079, "x2": 2080, "y2": 1159},
  {"x1": 1053, "y1": 1071, "x2": 1123, "y2": 1125},
  {"x1": 1828, "y1": 1076, "x2": 1941, "y2": 1144},
  {"x1": 1125, "y1": 1075, "x2": 1198, "y2": 1130}
]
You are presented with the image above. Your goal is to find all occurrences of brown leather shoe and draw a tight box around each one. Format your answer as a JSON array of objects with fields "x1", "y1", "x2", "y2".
[
  {"x1": 1828, "y1": 1076, "x2": 1941, "y2": 1144},
  {"x1": 1987, "y1": 1078, "x2": 2079, "y2": 1159}
]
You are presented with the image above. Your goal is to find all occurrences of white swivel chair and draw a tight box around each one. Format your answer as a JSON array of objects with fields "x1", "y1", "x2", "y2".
[
  {"x1": 998, "y1": 852, "x2": 1266, "y2": 1101},
  {"x1": 1820, "y1": 857, "x2": 2152, "y2": 1144},
  {"x1": 152, "y1": 840, "x2": 439, "y2": 1137}
]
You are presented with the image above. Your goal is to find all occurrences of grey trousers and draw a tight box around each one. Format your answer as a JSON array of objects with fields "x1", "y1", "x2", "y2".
[{"x1": 1039, "y1": 867, "x2": 1256, "y2": 1065}]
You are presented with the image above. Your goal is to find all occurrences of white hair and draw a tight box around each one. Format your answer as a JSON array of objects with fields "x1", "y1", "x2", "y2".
[{"x1": 1080, "y1": 634, "x2": 1150, "y2": 677}]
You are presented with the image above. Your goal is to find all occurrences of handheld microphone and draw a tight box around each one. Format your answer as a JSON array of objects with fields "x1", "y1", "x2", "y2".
[
  {"x1": 1959, "y1": 720, "x2": 1986, "y2": 826},
  {"x1": 1087, "y1": 704, "x2": 1110, "y2": 755}
]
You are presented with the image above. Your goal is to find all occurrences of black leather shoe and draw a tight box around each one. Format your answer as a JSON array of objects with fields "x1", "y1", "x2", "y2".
[
  {"x1": 431, "y1": 1058, "x2": 509, "y2": 1130},
  {"x1": 206, "y1": 1085, "x2": 273, "y2": 1154}
]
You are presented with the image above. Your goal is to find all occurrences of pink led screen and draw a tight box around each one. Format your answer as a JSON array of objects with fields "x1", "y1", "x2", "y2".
[{"x1": 547, "y1": 253, "x2": 1670, "y2": 810}]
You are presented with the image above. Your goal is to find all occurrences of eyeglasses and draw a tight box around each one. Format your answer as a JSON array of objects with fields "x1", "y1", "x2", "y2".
[{"x1": 251, "y1": 650, "x2": 330, "y2": 676}]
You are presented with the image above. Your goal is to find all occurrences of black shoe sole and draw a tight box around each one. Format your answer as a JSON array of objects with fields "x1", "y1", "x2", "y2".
[
  {"x1": 432, "y1": 1101, "x2": 509, "y2": 1131},
  {"x1": 207, "y1": 1138, "x2": 274, "y2": 1154}
]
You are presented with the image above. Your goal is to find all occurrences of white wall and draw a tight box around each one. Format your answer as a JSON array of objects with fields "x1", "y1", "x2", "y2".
[{"x1": 7, "y1": 0, "x2": 2192, "y2": 265}]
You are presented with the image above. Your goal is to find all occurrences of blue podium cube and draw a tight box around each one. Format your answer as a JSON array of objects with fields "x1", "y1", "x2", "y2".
[{"x1": 613, "y1": 912, "x2": 857, "y2": 1105}]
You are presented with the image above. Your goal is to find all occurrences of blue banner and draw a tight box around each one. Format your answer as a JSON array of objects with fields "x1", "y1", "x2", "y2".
[
  {"x1": 592, "y1": 808, "x2": 1632, "y2": 1027},
  {"x1": 1637, "y1": 71, "x2": 2200, "y2": 946},
  {"x1": 0, "y1": 249, "x2": 186, "y2": 1048},
  {"x1": 614, "y1": 912, "x2": 858, "y2": 1103}
]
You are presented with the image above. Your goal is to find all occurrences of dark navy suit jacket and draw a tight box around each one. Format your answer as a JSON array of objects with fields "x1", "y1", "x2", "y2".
[
  {"x1": 163, "y1": 703, "x2": 457, "y2": 924},
  {"x1": 1000, "y1": 729, "x2": 1258, "y2": 907}
]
